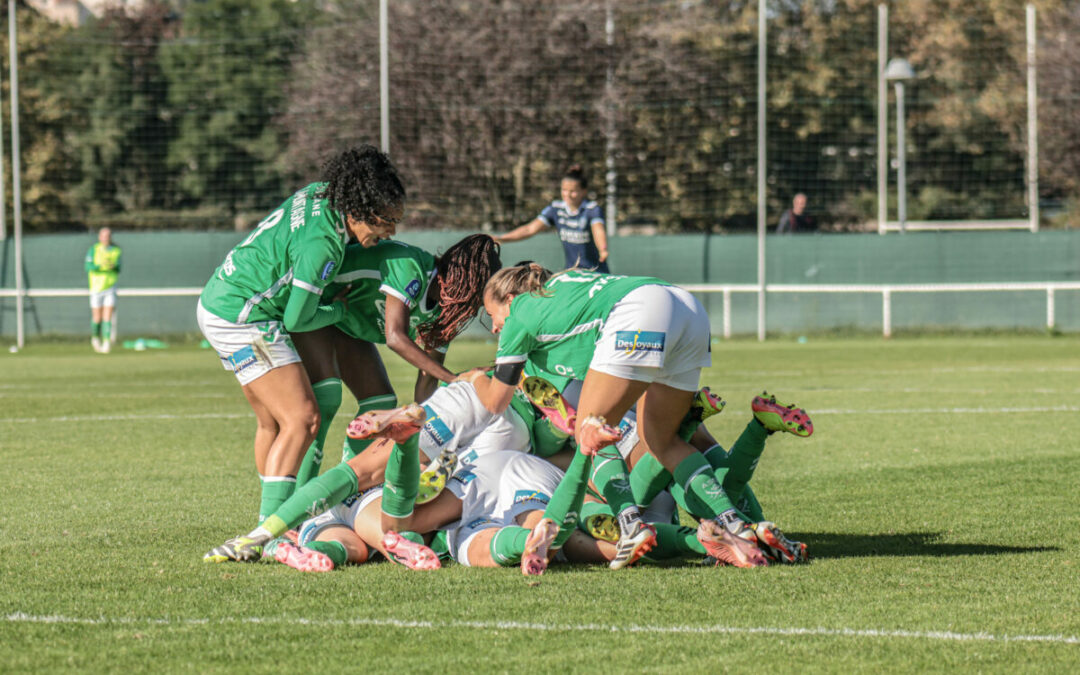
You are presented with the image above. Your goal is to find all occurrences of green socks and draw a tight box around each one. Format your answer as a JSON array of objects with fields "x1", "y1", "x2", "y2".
[
  {"x1": 543, "y1": 449, "x2": 594, "y2": 547},
  {"x1": 101, "y1": 320, "x2": 112, "y2": 340},
  {"x1": 296, "y1": 378, "x2": 343, "y2": 487},
  {"x1": 91, "y1": 321, "x2": 101, "y2": 338},
  {"x1": 305, "y1": 540, "x2": 348, "y2": 567},
  {"x1": 591, "y1": 447, "x2": 643, "y2": 528},
  {"x1": 489, "y1": 526, "x2": 530, "y2": 566},
  {"x1": 342, "y1": 393, "x2": 398, "y2": 461},
  {"x1": 258, "y1": 476, "x2": 296, "y2": 524},
  {"x1": 718, "y1": 421, "x2": 768, "y2": 502},
  {"x1": 629, "y1": 452, "x2": 672, "y2": 507},
  {"x1": 264, "y1": 462, "x2": 360, "y2": 536},
  {"x1": 645, "y1": 523, "x2": 706, "y2": 560},
  {"x1": 671, "y1": 452, "x2": 737, "y2": 521},
  {"x1": 381, "y1": 434, "x2": 421, "y2": 519}
]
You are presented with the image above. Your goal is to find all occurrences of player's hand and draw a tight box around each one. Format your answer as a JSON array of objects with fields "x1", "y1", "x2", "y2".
[
  {"x1": 598, "y1": 249, "x2": 609, "y2": 262},
  {"x1": 331, "y1": 284, "x2": 352, "y2": 308},
  {"x1": 454, "y1": 367, "x2": 489, "y2": 385}
]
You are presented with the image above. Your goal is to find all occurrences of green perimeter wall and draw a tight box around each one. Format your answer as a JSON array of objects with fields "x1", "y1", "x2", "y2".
[{"x1": 3, "y1": 230, "x2": 1080, "y2": 338}]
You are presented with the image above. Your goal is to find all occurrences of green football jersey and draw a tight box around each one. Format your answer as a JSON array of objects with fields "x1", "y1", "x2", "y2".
[
  {"x1": 494, "y1": 270, "x2": 668, "y2": 380},
  {"x1": 200, "y1": 183, "x2": 347, "y2": 324},
  {"x1": 326, "y1": 240, "x2": 441, "y2": 344}
]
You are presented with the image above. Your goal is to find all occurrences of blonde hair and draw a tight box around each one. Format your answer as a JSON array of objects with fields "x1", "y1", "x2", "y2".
[{"x1": 484, "y1": 263, "x2": 552, "y2": 304}]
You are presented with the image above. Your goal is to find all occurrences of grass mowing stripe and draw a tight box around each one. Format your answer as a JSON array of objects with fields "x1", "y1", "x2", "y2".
[
  {"x1": 0, "y1": 412, "x2": 252, "y2": 423},
  {"x1": 5, "y1": 613, "x2": 1077, "y2": 646}
]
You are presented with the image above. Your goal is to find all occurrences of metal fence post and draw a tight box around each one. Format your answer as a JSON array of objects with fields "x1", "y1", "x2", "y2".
[
  {"x1": 1027, "y1": 3, "x2": 1039, "y2": 233},
  {"x1": 877, "y1": 3, "x2": 888, "y2": 235}
]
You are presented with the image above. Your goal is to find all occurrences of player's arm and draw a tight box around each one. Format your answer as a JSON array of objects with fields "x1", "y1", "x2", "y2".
[
  {"x1": 112, "y1": 249, "x2": 122, "y2": 273},
  {"x1": 590, "y1": 220, "x2": 609, "y2": 262},
  {"x1": 413, "y1": 347, "x2": 446, "y2": 403},
  {"x1": 282, "y1": 285, "x2": 346, "y2": 332},
  {"x1": 493, "y1": 217, "x2": 547, "y2": 245},
  {"x1": 383, "y1": 294, "x2": 457, "y2": 384},
  {"x1": 84, "y1": 247, "x2": 99, "y2": 273},
  {"x1": 458, "y1": 364, "x2": 518, "y2": 415}
]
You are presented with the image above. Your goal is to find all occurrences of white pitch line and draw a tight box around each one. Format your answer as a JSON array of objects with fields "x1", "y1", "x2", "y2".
[{"x1": 3, "y1": 613, "x2": 1077, "y2": 646}]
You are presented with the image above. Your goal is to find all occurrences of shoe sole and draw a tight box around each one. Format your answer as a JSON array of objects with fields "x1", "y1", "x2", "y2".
[
  {"x1": 585, "y1": 514, "x2": 620, "y2": 543},
  {"x1": 521, "y1": 519, "x2": 560, "y2": 576},
  {"x1": 347, "y1": 404, "x2": 426, "y2": 441},
  {"x1": 416, "y1": 470, "x2": 448, "y2": 505},
  {"x1": 752, "y1": 394, "x2": 813, "y2": 437},
  {"x1": 522, "y1": 377, "x2": 576, "y2": 435},
  {"x1": 609, "y1": 524, "x2": 657, "y2": 570},
  {"x1": 754, "y1": 523, "x2": 808, "y2": 564},
  {"x1": 274, "y1": 542, "x2": 335, "y2": 572},
  {"x1": 697, "y1": 521, "x2": 769, "y2": 568},
  {"x1": 383, "y1": 531, "x2": 441, "y2": 570},
  {"x1": 203, "y1": 538, "x2": 262, "y2": 563}
]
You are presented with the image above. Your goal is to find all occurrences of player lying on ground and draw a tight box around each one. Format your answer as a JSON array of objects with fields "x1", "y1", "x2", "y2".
[
  {"x1": 204, "y1": 371, "x2": 563, "y2": 562},
  {"x1": 272, "y1": 423, "x2": 617, "y2": 576},
  {"x1": 289, "y1": 234, "x2": 501, "y2": 486}
]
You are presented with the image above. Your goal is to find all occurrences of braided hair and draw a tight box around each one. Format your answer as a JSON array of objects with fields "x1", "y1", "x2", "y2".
[
  {"x1": 316, "y1": 145, "x2": 405, "y2": 223},
  {"x1": 417, "y1": 234, "x2": 502, "y2": 349}
]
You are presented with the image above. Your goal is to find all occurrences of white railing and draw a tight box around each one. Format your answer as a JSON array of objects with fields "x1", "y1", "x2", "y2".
[
  {"x1": 681, "y1": 282, "x2": 1080, "y2": 338},
  {"x1": 3, "y1": 283, "x2": 1079, "y2": 339}
]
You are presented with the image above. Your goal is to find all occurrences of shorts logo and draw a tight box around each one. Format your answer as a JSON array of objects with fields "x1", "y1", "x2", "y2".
[
  {"x1": 458, "y1": 449, "x2": 477, "y2": 465},
  {"x1": 421, "y1": 405, "x2": 454, "y2": 447},
  {"x1": 467, "y1": 517, "x2": 494, "y2": 529},
  {"x1": 615, "y1": 330, "x2": 666, "y2": 354},
  {"x1": 405, "y1": 279, "x2": 422, "y2": 299},
  {"x1": 320, "y1": 260, "x2": 336, "y2": 281},
  {"x1": 513, "y1": 489, "x2": 551, "y2": 506},
  {"x1": 227, "y1": 345, "x2": 259, "y2": 373},
  {"x1": 451, "y1": 470, "x2": 477, "y2": 485}
]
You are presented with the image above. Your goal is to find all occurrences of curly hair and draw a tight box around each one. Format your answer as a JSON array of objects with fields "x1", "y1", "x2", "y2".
[
  {"x1": 417, "y1": 234, "x2": 502, "y2": 349},
  {"x1": 316, "y1": 145, "x2": 405, "y2": 223}
]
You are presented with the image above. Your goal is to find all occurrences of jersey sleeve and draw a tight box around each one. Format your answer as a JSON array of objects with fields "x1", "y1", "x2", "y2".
[
  {"x1": 84, "y1": 246, "x2": 97, "y2": 272},
  {"x1": 586, "y1": 203, "x2": 605, "y2": 227},
  {"x1": 378, "y1": 254, "x2": 427, "y2": 309},
  {"x1": 537, "y1": 204, "x2": 558, "y2": 227},
  {"x1": 288, "y1": 222, "x2": 344, "y2": 299},
  {"x1": 495, "y1": 310, "x2": 537, "y2": 366}
]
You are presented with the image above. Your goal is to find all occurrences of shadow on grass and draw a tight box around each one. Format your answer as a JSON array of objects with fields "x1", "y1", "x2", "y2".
[{"x1": 793, "y1": 531, "x2": 1057, "y2": 559}]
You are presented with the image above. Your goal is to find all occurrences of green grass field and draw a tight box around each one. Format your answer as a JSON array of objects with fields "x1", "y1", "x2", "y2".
[{"x1": 2, "y1": 336, "x2": 1078, "y2": 673}]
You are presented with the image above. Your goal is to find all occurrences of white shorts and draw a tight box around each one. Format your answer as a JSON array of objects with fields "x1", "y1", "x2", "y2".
[
  {"x1": 419, "y1": 383, "x2": 530, "y2": 464},
  {"x1": 297, "y1": 486, "x2": 383, "y2": 546},
  {"x1": 196, "y1": 300, "x2": 301, "y2": 386},
  {"x1": 590, "y1": 284, "x2": 711, "y2": 392},
  {"x1": 89, "y1": 287, "x2": 118, "y2": 309},
  {"x1": 445, "y1": 451, "x2": 563, "y2": 565}
]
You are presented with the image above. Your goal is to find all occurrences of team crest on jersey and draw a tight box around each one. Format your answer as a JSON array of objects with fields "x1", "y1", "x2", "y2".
[
  {"x1": 421, "y1": 406, "x2": 454, "y2": 447},
  {"x1": 405, "y1": 279, "x2": 422, "y2": 299},
  {"x1": 320, "y1": 260, "x2": 336, "y2": 281},
  {"x1": 615, "y1": 330, "x2": 666, "y2": 354},
  {"x1": 513, "y1": 490, "x2": 551, "y2": 506}
]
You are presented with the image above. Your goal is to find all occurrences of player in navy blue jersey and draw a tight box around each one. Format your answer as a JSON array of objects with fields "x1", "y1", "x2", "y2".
[{"x1": 494, "y1": 165, "x2": 610, "y2": 272}]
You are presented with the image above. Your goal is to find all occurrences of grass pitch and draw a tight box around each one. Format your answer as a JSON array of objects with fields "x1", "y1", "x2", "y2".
[{"x1": 1, "y1": 336, "x2": 1078, "y2": 673}]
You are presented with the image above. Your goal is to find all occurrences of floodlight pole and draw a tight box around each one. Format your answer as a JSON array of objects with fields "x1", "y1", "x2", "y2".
[
  {"x1": 9, "y1": 0, "x2": 24, "y2": 348},
  {"x1": 895, "y1": 80, "x2": 907, "y2": 233},
  {"x1": 756, "y1": 0, "x2": 766, "y2": 342},
  {"x1": 379, "y1": 0, "x2": 389, "y2": 154},
  {"x1": 876, "y1": 3, "x2": 887, "y2": 235}
]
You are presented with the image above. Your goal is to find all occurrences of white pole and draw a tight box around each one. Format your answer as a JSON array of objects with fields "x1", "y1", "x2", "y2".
[
  {"x1": 882, "y1": 288, "x2": 892, "y2": 338},
  {"x1": 722, "y1": 287, "x2": 732, "y2": 339},
  {"x1": 877, "y1": 3, "x2": 888, "y2": 235},
  {"x1": 756, "y1": 0, "x2": 767, "y2": 342},
  {"x1": 379, "y1": 0, "x2": 389, "y2": 153},
  {"x1": 604, "y1": 0, "x2": 617, "y2": 237},
  {"x1": 10, "y1": 0, "x2": 24, "y2": 348},
  {"x1": 1046, "y1": 287, "x2": 1055, "y2": 330},
  {"x1": 896, "y1": 81, "x2": 906, "y2": 233},
  {"x1": 1027, "y1": 3, "x2": 1039, "y2": 233}
]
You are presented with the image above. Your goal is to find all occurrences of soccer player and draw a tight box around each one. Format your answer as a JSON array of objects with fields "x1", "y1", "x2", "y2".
[
  {"x1": 200, "y1": 145, "x2": 405, "y2": 563},
  {"x1": 290, "y1": 234, "x2": 501, "y2": 487},
  {"x1": 85, "y1": 227, "x2": 122, "y2": 353},
  {"x1": 466, "y1": 264, "x2": 786, "y2": 569},
  {"x1": 493, "y1": 165, "x2": 610, "y2": 272}
]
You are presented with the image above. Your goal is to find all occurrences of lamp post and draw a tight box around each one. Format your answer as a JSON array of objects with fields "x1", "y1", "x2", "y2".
[{"x1": 885, "y1": 57, "x2": 915, "y2": 232}]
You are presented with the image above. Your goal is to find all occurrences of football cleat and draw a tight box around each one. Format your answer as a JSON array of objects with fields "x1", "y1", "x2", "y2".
[
  {"x1": 584, "y1": 513, "x2": 620, "y2": 543},
  {"x1": 382, "y1": 531, "x2": 441, "y2": 570},
  {"x1": 91, "y1": 337, "x2": 103, "y2": 353},
  {"x1": 575, "y1": 415, "x2": 622, "y2": 457},
  {"x1": 521, "y1": 376, "x2": 576, "y2": 436},
  {"x1": 609, "y1": 520, "x2": 657, "y2": 570},
  {"x1": 678, "y1": 386, "x2": 726, "y2": 438},
  {"x1": 273, "y1": 541, "x2": 335, "y2": 572},
  {"x1": 416, "y1": 448, "x2": 458, "y2": 505},
  {"x1": 752, "y1": 392, "x2": 813, "y2": 437},
  {"x1": 696, "y1": 519, "x2": 769, "y2": 568},
  {"x1": 203, "y1": 534, "x2": 269, "y2": 563},
  {"x1": 521, "y1": 518, "x2": 560, "y2": 577},
  {"x1": 347, "y1": 403, "x2": 426, "y2": 443},
  {"x1": 750, "y1": 521, "x2": 809, "y2": 564}
]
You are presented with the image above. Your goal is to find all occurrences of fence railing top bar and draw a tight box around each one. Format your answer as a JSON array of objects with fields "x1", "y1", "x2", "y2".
[{"x1": 880, "y1": 220, "x2": 1032, "y2": 231}]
